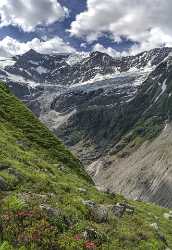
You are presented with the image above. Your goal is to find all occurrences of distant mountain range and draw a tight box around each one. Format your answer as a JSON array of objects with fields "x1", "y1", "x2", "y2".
[{"x1": 2, "y1": 47, "x2": 172, "y2": 207}]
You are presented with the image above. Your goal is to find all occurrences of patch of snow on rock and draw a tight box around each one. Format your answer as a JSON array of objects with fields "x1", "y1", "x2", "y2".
[
  {"x1": 154, "y1": 79, "x2": 167, "y2": 103},
  {"x1": 36, "y1": 66, "x2": 49, "y2": 74},
  {"x1": 29, "y1": 60, "x2": 39, "y2": 66},
  {"x1": 66, "y1": 52, "x2": 89, "y2": 66}
]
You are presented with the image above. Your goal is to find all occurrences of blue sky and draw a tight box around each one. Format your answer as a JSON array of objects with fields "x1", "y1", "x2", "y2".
[{"x1": 0, "y1": 0, "x2": 171, "y2": 57}]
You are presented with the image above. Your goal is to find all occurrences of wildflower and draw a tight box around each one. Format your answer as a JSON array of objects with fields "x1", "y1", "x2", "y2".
[
  {"x1": 84, "y1": 241, "x2": 96, "y2": 249},
  {"x1": 74, "y1": 234, "x2": 81, "y2": 241},
  {"x1": 16, "y1": 211, "x2": 33, "y2": 218}
]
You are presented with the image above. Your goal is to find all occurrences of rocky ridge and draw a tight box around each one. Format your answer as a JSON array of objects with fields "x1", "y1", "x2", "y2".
[{"x1": 1, "y1": 47, "x2": 172, "y2": 207}]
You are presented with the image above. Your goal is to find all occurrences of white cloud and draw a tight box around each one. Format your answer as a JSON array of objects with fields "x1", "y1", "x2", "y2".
[
  {"x1": 0, "y1": 36, "x2": 76, "y2": 57},
  {"x1": 69, "y1": 0, "x2": 172, "y2": 54},
  {"x1": 0, "y1": 0, "x2": 68, "y2": 32},
  {"x1": 92, "y1": 43, "x2": 127, "y2": 57}
]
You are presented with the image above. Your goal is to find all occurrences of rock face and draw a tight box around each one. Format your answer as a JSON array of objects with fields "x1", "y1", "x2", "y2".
[
  {"x1": 2, "y1": 47, "x2": 172, "y2": 207},
  {"x1": 0, "y1": 176, "x2": 9, "y2": 191},
  {"x1": 86, "y1": 56, "x2": 172, "y2": 208}
]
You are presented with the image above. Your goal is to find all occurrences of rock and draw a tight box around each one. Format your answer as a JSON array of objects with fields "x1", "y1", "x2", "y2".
[
  {"x1": 112, "y1": 203, "x2": 126, "y2": 217},
  {"x1": 78, "y1": 188, "x2": 87, "y2": 194},
  {"x1": 157, "y1": 232, "x2": 168, "y2": 246},
  {"x1": 163, "y1": 212, "x2": 172, "y2": 220},
  {"x1": 82, "y1": 200, "x2": 108, "y2": 223},
  {"x1": 63, "y1": 217, "x2": 72, "y2": 227},
  {"x1": 150, "y1": 223, "x2": 159, "y2": 230},
  {"x1": 40, "y1": 204, "x2": 61, "y2": 218},
  {"x1": 82, "y1": 228, "x2": 98, "y2": 240},
  {"x1": 40, "y1": 204, "x2": 72, "y2": 227},
  {"x1": 83, "y1": 200, "x2": 135, "y2": 222},
  {"x1": 59, "y1": 164, "x2": 66, "y2": 171},
  {"x1": 16, "y1": 140, "x2": 30, "y2": 150},
  {"x1": 96, "y1": 186, "x2": 116, "y2": 197},
  {"x1": 111, "y1": 203, "x2": 135, "y2": 217},
  {"x1": 90, "y1": 205, "x2": 109, "y2": 223},
  {"x1": 8, "y1": 168, "x2": 23, "y2": 181},
  {"x1": 0, "y1": 176, "x2": 9, "y2": 191},
  {"x1": 96, "y1": 186, "x2": 107, "y2": 192},
  {"x1": 0, "y1": 163, "x2": 9, "y2": 171},
  {"x1": 82, "y1": 200, "x2": 96, "y2": 208}
]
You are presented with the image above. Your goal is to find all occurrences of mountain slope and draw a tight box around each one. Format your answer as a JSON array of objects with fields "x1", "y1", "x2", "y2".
[
  {"x1": 1, "y1": 47, "x2": 172, "y2": 208},
  {"x1": 87, "y1": 54, "x2": 172, "y2": 207},
  {"x1": 0, "y1": 82, "x2": 172, "y2": 249}
]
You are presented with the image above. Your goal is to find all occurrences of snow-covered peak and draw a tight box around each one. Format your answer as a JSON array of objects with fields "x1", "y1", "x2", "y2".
[{"x1": 66, "y1": 52, "x2": 89, "y2": 66}]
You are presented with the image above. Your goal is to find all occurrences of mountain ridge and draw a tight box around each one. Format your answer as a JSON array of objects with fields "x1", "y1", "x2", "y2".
[{"x1": 1, "y1": 47, "x2": 172, "y2": 208}]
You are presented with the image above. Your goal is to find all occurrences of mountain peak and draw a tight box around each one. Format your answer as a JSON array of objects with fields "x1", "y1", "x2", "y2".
[
  {"x1": 26, "y1": 49, "x2": 38, "y2": 54},
  {"x1": 23, "y1": 48, "x2": 40, "y2": 56},
  {"x1": 90, "y1": 51, "x2": 112, "y2": 58}
]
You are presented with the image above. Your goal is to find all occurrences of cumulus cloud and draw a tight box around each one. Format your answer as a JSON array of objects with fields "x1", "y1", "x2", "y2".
[
  {"x1": 0, "y1": 36, "x2": 76, "y2": 57},
  {"x1": 69, "y1": 0, "x2": 172, "y2": 54},
  {"x1": 92, "y1": 43, "x2": 128, "y2": 57},
  {"x1": 0, "y1": 0, "x2": 68, "y2": 32}
]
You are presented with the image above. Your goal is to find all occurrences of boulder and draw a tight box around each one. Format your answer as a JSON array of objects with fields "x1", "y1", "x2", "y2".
[
  {"x1": 78, "y1": 188, "x2": 87, "y2": 194},
  {"x1": 82, "y1": 200, "x2": 108, "y2": 223},
  {"x1": 0, "y1": 163, "x2": 9, "y2": 171},
  {"x1": 111, "y1": 203, "x2": 126, "y2": 217},
  {"x1": 0, "y1": 176, "x2": 9, "y2": 191},
  {"x1": 157, "y1": 232, "x2": 168, "y2": 246},
  {"x1": 16, "y1": 140, "x2": 30, "y2": 150},
  {"x1": 40, "y1": 204, "x2": 61, "y2": 218},
  {"x1": 82, "y1": 200, "x2": 96, "y2": 208},
  {"x1": 82, "y1": 228, "x2": 98, "y2": 240},
  {"x1": 150, "y1": 223, "x2": 159, "y2": 230},
  {"x1": 111, "y1": 203, "x2": 135, "y2": 217},
  {"x1": 163, "y1": 212, "x2": 172, "y2": 220},
  {"x1": 59, "y1": 164, "x2": 66, "y2": 171},
  {"x1": 91, "y1": 205, "x2": 109, "y2": 223},
  {"x1": 8, "y1": 168, "x2": 23, "y2": 181}
]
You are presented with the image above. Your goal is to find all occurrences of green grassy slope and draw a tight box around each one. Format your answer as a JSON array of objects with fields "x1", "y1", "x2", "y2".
[{"x1": 0, "y1": 82, "x2": 172, "y2": 250}]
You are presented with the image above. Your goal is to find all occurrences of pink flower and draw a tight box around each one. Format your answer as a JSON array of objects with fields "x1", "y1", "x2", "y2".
[
  {"x1": 74, "y1": 234, "x2": 81, "y2": 241},
  {"x1": 16, "y1": 211, "x2": 33, "y2": 218},
  {"x1": 84, "y1": 241, "x2": 96, "y2": 249}
]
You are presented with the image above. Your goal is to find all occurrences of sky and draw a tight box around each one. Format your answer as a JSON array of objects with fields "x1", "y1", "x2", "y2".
[{"x1": 0, "y1": 0, "x2": 172, "y2": 57}]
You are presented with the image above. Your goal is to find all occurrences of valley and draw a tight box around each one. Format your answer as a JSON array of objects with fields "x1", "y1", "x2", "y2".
[{"x1": 1, "y1": 47, "x2": 172, "y2": 207}]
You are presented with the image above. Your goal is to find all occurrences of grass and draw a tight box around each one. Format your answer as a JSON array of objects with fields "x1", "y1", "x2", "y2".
[{"x1": 0, "y1": 82, "x2": 172, "y2": 249}]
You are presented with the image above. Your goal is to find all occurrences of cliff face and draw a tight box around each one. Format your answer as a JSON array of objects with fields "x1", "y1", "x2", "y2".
[
  {"x1": 87, "y1": 123, "x2": 172, "y2": 208},
  {"x1": 86, "y1": 56, "x2": 172, "y2": 208}
]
